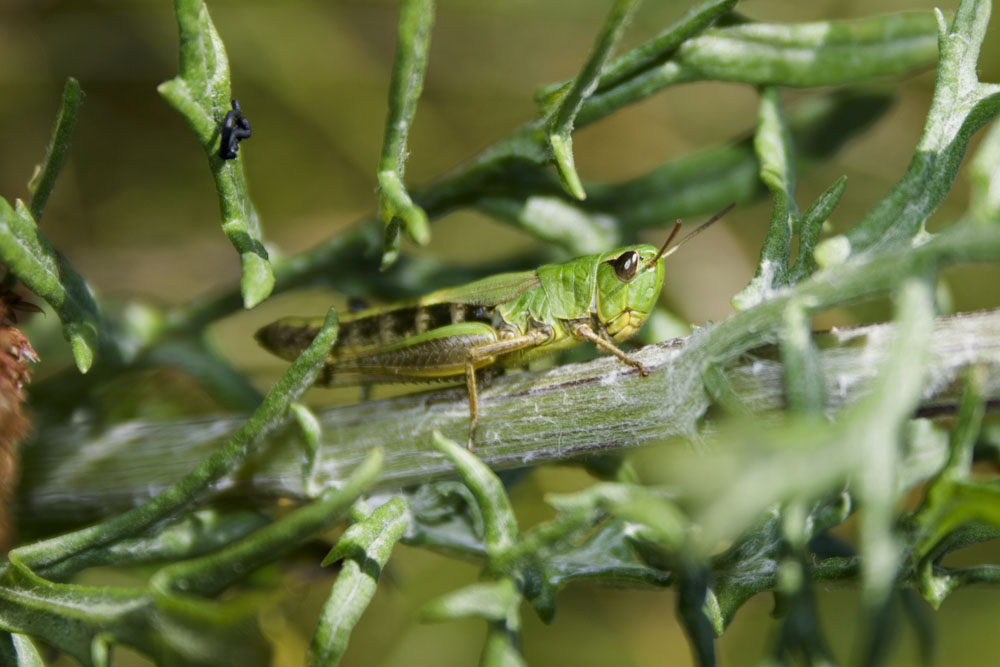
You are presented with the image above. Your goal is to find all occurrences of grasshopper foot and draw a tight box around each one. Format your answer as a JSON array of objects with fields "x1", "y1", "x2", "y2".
[{"x1": 466, "y1": 422, "x2": 477, "y2": 452}]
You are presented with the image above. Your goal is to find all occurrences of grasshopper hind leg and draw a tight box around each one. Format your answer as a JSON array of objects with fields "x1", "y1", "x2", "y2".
[{"x1": 465, "y1": 360, "x2": 481, "y2": 450}]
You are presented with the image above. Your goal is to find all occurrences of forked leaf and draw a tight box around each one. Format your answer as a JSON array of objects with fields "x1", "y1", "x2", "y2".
[
  {"x1": 310, "y1": 495, "x2": 408, "y2": 666},
  {"x1": 158, "y1": 0, "x2": 274, "y2": 308},
  {"x1": 0, "y1": 198, "x2": 98, "y2": 372},
  {"x1": 546, "y1": 0, "x2": 640, "y2": 201},
  {"x1": 820, "y1": 0, "x2": 1000, "y2": 259},
  {"x1": 732, "y1": 86, "x2": 796, "y2": 309},
  {"x1": 377, "y1": 0, "x2": 435, "y2": 268}
]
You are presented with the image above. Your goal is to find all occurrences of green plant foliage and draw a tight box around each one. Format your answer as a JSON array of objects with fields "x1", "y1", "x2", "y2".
[
  {"x1": 377, "y1": 0, "x2": 435, "y2": 268},
  {"x1": 970, "y1": 119, "x2": 1000, "y2": 222},
  {"x1": 0, "y1": 198, "x2": 98, "y2": 373},
  {"x1": 546, "y1": 0, "x2": 641, "y2": 201},
  {"x1": 2, "y1": 0, "x2": 1000, "y2": 665},
  {"x1": 13, "y1": 306, "x2": 339, "y2": 579},
  {"x1": 0, "y1": 75, "x2": 98, "y2": 373},
  {"x1": 817, "y1": 1, "x2": 1000, "y2": 261},
  {"x1": 9, "y1": 634, "x2": 44, "y2": 667},
  {"x1": 158, "y1": 0, "x2": 274, "y2": 308},
  {"x1": 310, "y1": 495, "x2": 408, "y2": 666},
  {"x1": 26, "y1": 78, "x2": 80, "y2": 224},
  {"x1": 422, "y1": 578, "x2": 526, "y2": 667}
]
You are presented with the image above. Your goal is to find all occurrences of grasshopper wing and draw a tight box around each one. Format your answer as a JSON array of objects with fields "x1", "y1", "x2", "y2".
[{"x1": 423, "y1": 271, "x2": 540, "y2": 307}]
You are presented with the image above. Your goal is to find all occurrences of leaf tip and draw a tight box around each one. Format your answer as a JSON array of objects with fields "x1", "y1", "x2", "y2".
[
  {"x1": 70, "y1": 332, "x2": 94, "y2": 374},
  {"x1": 430, "y1": 429, "x2": 457, "y2": 453},
  {"x1": 240, "y1": 253, "x2": 274, "y2": 309},
  {"x1": 319, "y1": 546, "x2": 344, "y2": 568},
  {"x1": 291, "y1": 402, "x2": 321, "y2": 451},
  {"x1": 933, "y1": 7, "x2": 948, "y2": 36},
  {"x1": 549, "y1": 133, "x2": 587, "y2": 201},
  {"x1": 379, "y1": 219, "x2": 402, "y2": 271},
  {"x1": 405, "y1": 208, "x2": 431, "y2": 246},
  {"x1": 814, "y1": 235, "x2": 851, "y2": 268}
]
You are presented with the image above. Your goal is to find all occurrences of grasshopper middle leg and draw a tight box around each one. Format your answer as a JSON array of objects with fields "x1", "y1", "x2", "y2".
[{"x1": 464, "y1": 328, "x2": 551, "y2": 449}]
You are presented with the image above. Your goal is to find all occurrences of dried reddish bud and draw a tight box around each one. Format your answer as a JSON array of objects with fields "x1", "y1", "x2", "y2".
[{"x1": 0, "y1": 290, "x2": 38, "y2": 550}]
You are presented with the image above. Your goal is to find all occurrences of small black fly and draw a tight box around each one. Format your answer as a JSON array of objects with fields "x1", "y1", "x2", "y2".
[{"x1": 219, "y1": 99, "x2": 251, "y2": 160}]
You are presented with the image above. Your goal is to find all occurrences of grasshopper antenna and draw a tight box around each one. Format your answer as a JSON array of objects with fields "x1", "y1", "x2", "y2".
[{"x1": 645, "y1": 203, "x2": 735, "y2": 268}]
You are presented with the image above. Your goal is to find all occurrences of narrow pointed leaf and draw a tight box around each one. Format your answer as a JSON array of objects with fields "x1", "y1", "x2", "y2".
[{"x1": 27, "y1": 77, "x2": 81, "y2": 222}]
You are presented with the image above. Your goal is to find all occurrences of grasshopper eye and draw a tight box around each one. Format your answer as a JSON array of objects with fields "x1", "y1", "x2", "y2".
[{"x1": 611, "y1": 251, "x2": 640, "y2": 282}]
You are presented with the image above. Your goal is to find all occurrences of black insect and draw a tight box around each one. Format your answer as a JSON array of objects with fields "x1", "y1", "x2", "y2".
[{"x1": 219, "y1": 99, "x2": 251, "y2": 160}]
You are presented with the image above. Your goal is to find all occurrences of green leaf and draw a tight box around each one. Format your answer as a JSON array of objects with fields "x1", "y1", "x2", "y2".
[
  {"x1": 591, "y1": 0, "x2": 739, "y2": 93},
  {"x1": 969, "y1": 118, "x2": 1000, "y2": 224},
  {"x1": 431, "y1": 432, "x2": 518, "y2": 559},
  {"x1": 475, "y1": 195, "x2": 619, "y2": 256},
  {"x1": 13, "y1": 308, "x2": 339, "y2": 575},
  {"x1": 238, "y1": 252, "x2": 274, "y2": 310},
  {"x1": 546, "y1": 0, "x2": 641, "y2": 200},
  {"x1": 309, "y1": 496, "x2": 408, "y2": 667},
  {"x1": 548, "y1": 133, "x2": 587, "y2": 202},
  {"x1": 577, "y1": 11, "x2": 939, "y2": 127},
  {"x1": 787, "y1": 176, "x2": 847, "y2": 282},
  {"x1": 824, "y1": 0, "x2": 1000, "y2": 257},
  {"x1": 10, "y1": 634, "x2": 44, "y2": 667},
  {"x1": 853, "y1": 279, "x2": 935, "y2": 609},
  {"x1": 481, "y1": 627, "x2": 528, "y2": 667},
  {"x1": 376, "y1": 0, "x2": 435, "y2": 268},
  {"x1": 41, "y1": 510, "x2": 272, "y2": 582},
  {"x1": 378, "y1": 172, "x2": 430, "y2": 270},
  {"x1": 422, "y1": 578, "x2": 526, "y2": 667},
  {"x1": 910, "y1": 368, "x2": 995, "y2": 608},
  {"x1": 463, "y1": 90, "x2": 884, "y2": 258},
  {"x1": 0, "y1": 198, "x2": 99, "y2": 372},
  {"x1": 151, "y1": 448, "x2": 382, "y2": 597},
  {"x1": 534, "y1": 0, "x2": 734, "y2": 102},
  {"x1": 421, "y1": 578, "x2": 521, "y2": 626},
  {"x1": 291, "y1": 402, "x2": 325, "y2": 496},
  {"x1": 27, "y1": 77, "x2": 81, "y2": 222},
  {"x1": 404, "y1": 481, "x2": 488, "y2": 558},
  {"x1": 319, "y1": 494, "x2": 407, "y2": 567},
  {"x1": 779, "y1": 300, "x2": 825, "y2": 414},
  {"x1": 732, "y1": 86, "x2": 797, "y2": 309},
  {"x1": 0, "y1": 561, "x2": 270, "y2": 667},
  {"x1": 677, "y1": 11, "x2": 940, "y2": 85},
  {"x1": 91, "y1": 635, "x2": 111, "y2": 667},
  {"x1": 158, "y1": 0, "x2": 274, "y2": 308}
]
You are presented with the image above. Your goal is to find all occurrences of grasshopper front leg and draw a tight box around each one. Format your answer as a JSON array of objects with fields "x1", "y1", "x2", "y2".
[
  {"x1": 464, "y1": 327, "x2": 551, "y2": 449},
  {"x1": 569, "y1": 321, "x2": 650, "y2": 376}
]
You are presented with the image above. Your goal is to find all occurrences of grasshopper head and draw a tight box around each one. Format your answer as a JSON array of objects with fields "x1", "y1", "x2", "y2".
[
  {"x1": 595, "y1": 206, "x2": 732, "y2": 341},
  {"x1": 594, "y1": 244, "x2": 665, "y2": 342}
]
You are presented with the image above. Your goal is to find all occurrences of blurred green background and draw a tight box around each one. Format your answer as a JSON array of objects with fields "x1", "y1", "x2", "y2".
[{"x1": 2, "y1": 1, "x2": 1000, "y2": 665}]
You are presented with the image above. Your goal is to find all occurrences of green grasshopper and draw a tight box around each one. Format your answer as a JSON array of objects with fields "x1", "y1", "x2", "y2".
[{"x1": 256, "y1": 206, "x2": 730, "y2": 448}]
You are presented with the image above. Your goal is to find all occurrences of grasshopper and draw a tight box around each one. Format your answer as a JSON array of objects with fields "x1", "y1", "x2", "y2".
[{"x1": 256, "y1": 206, "x2": 731, "y2": 448}]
